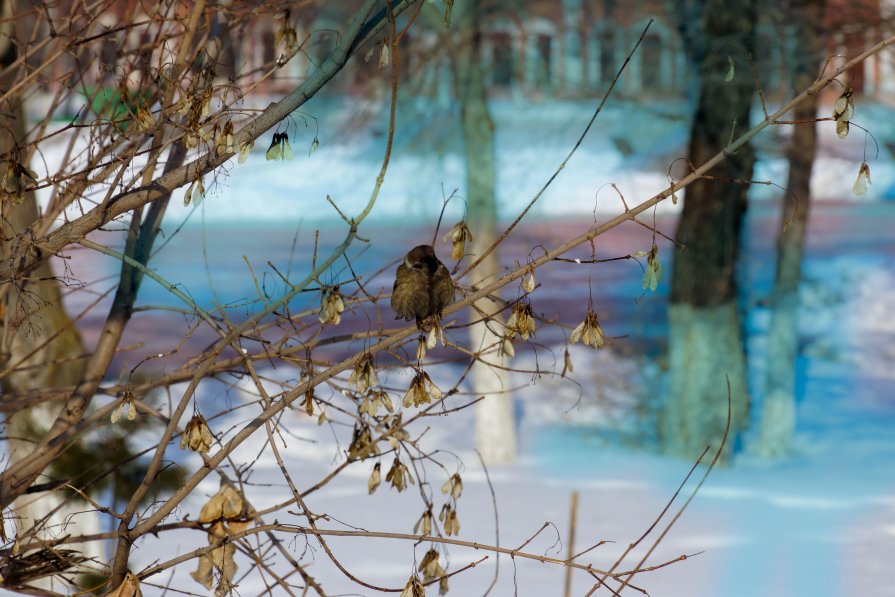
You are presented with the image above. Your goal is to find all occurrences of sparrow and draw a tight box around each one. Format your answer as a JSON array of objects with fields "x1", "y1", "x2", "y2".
[{"x1": 391, "y1": 244, "x2": 455, "y2": 330}]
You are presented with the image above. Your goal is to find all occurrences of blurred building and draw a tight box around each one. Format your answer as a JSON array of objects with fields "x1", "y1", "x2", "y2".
[
  {"x1": 28, "y1": 0, "x2": 895, "y2": 114},
  {"x1": 252, "y1": 0, "x2": 891, "y2": 102}
]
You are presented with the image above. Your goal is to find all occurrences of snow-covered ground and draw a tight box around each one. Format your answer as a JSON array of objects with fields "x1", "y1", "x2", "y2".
[
  {"x1": 19, "y1": 95, "x2": 895, "y2": 596},
  {"x1": 126, "y1": 252, "x2": 895, "y2": 597}
]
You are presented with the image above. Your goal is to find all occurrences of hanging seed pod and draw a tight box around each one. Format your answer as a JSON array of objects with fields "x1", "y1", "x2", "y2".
[
  {"x1": 349, "y1": 352, "x2": 378, "y2": 393},
  {"x1": 347, "y1": 424, "x2": 380, "y2": 460},
  {"x1": 414, "y1": 509, "x2": 434, "y2": 536},
  {"x1": 426, "y1": 319, "x2": 445, "y2": 349},
  {"x1": 832, "y1": 87, "x2": 854, "y2": 122},
  {"x1": 238, "y1": 140, "x2": 253, "y2": 164},
  {"x1": 561, "y1": 347, "x2": 574, "y2": 376},
  {"x1": 181, "y1": 414, "x2": 214, "y2": 452},
  {"x1": 318, "y1": 286, "x2": 345, "y2": 325},
  {"x1": 440, "y1": 473, "x2": 463, "y2": 499},
  {"x1": 444, "y1": 221, "x2": 473, "y2": 260},
  {"x1": 501, "y1": 336, "x2": 515, "y2": 358},
  {"x1": 439, "y1": 503, "x2": 460, "y2": 536},
  {"x1": 399, "y1": 575, "x2": 425, "y2": 597},
  {"x1": 853, "y1": 162, "x2": 871, "y2": 197},
  {"x1": 570, "y1": 308, "x2": 605, "y2": 349},
  {"x1": 281, "y1": 133, "x2": 294, "y2": 160},
  {"x1": 506, "y1": 302, "x2": 536, "y2": 340},
  {"x1": 368, "y1": 462, "x2": 382, "y2": 494},
  {"x1": 832, "y1": 88, "x2": 854, "y2": 139},
  {"x1": 111, "y1": 387, "x2": 138, "y2": 423},
  {"x1": 522, "y1": 268, "x2": 536, "y2": 292},
  {"x1": 403, "y1": 371, "x2": 442, "y2": 408},
  {"x1": 385, "y1": 457, "x2": 414, "y2": 491},
  {"x1": 418, "y1": 548, "x2": 446, "y2": 582},
  {"x1": 301, "y1": 385, "x2": 315, "y2": 416},
  {"x1": 193, "y1": 177, "x2": 205, "y2": 207},
  {"x1": 266, "y1": 132, "x2": 282, "y2": 160},
  {"x1": 183, "y1": 180, "x2": 195, "y2": 206},
  {"x1": 642, "y1": 241, "x2": 663, "y2": 292},
  {"x1": 379, "y1": 41, "x2": 390, "y2": 68}
]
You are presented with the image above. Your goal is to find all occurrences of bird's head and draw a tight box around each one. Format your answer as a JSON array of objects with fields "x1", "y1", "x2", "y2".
[{"x1": 404, "y1": 244, "x2": 440, "y2": 274}]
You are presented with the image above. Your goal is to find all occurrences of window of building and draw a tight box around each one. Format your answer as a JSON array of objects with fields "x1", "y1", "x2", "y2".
[
  {"x1": 492, "y1": 32, "x2": 514, "y2": 87},
  {"x1": 599, "y1": 30, "x2": 615, "y2": 82},
  {"x1": 641, "y1": 33, "x2": 662, "y2": 90},
  {"x1": 535, "y1": 34, "x2": 552, "y2": 89}
]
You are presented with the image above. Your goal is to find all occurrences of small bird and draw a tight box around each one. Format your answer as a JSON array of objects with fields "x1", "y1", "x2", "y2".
[{"x1": 391, "y1": 244, "x2": 455, "y2": 330}]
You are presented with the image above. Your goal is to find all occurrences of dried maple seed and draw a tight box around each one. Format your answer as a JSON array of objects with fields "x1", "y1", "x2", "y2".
[
  {"x1": 111, "y1": 387, "x2": 138, "y2": 424},
  {"x1": 414, "y1": 509, "x2": 434, "y2": 535},
  {"x1": 444, "y1": 221, "x2": 474, "y2": 260},
  {"x1": 523, "y1": 268, "x2": 536, "y2": 292},
  {"x1": 266, "y1": 132, "x2": 282, "y2": 160},
  {"x1": 642, "y1": 241, "x2": 663, "y2": 292},
  {"x1": 400, "y1": 576, "x2": 425, "y2": 597},
  {"x1": 319, "y1": 286, "x2": 345, "y2": 325},
  {"x1": 441, "y1": 473, "x2": 463, "y2": 499},
  {"x1": 281, "y1": 133, "x2": 295, "y2": 160},
  {"x1": 368, "y1": 462, "x2": 381, "y2": 494},
  {"x1": 427, "y1": 319, "x2": 445, "y2": 349},
  {"x1": 379, "y1": 41, "x2": 390, "y2": 68},
  {"x1": 853, "y1": 162, "x2": 871, "y2": 196},
  {"x1": 301, "y1": 386, "x2": 315, "y2": 416},
  {"x1": 238, "y1": 140, "x2": 253, "y2": 163},
  {"x1": 193, "y1": 484, "x2": 246, "y2": 592},
  {"x1": 348, "y1": 424, "x2": 379, "y2": 460},
  {"x1": 832, "y1": 88, "x2": 854, "y2": 139},
  {"x1": 439, "y1": 503, "x2": 460, "y2": 536},
  {"x1": 501, "y1": 336, "x2": 516, "y2": 358},
  {"x1": 418, "y1": 548, "x2": 446, "y2": 583},
  {"x1": 403, "y1": 371, "x2": 442, "y2": 408},
  {"x1": 350, "y1": 353, "x2": 379, "y2": 393},
  {"x1": 570, "y1": 308, "x2": 605, "y2": 349},
  {"x1": 562, "y1": 347, "x2": 574, "y2": 376},
  {"x1": 506, "y1": 301, "x2": 536, "y2": 340},
  {"x1": 181, "y1": 414, "x2": 213, "y2": 452},
  {"x1": 385, "y1": 457, "x2": 414, "y2": 492}
]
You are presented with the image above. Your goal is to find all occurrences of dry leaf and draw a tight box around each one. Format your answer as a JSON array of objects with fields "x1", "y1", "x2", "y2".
[
  {"x1": 105, "y1": 571, "x2": 142, "y2": 597},
  {"x1": 379, "y1": 42, "x2": 390, "y2": 68},
  {"x1": 853, "y1": 162, "x2": 871, "y2": 196}
]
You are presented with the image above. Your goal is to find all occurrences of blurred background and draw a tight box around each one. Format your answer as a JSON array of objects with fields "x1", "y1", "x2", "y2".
[{"x1": 6, "y1": 0, "x2": 895, "y2": 594}]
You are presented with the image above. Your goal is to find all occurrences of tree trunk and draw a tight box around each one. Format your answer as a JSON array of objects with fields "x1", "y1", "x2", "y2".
[
  {"x1": 660, "y1": 0, "x2": 756, "y2": 461},
  {"x1": 1, "y1": 0, "x2": 100, "y2": 579},
  {"x1": 451, "y1": 0, "x2": 517, "y2": 464},
  {"x1": 754, "y1": 0, "x2": 824, "y2": 457}
]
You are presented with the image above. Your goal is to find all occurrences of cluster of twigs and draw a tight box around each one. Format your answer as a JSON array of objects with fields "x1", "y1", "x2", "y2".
[{"x1": 0, "y1": 0, "x2": 893, "y2": 594}]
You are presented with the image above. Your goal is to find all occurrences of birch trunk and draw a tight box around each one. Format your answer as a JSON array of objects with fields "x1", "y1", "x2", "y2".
[
  {"x1": 451, "y1": 0, "x2": 517, "y2": 464},
  {"x1": 660, "y1": 0, "x2": 756, "y2": 461},
  {"x1": 754, "y1": 0, "x2": 824, "y2": 457}
]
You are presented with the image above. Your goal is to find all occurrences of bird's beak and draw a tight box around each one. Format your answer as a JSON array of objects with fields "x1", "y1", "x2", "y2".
[{"x1": 404, "y1": 255, "x2": 413, "y2": 268}]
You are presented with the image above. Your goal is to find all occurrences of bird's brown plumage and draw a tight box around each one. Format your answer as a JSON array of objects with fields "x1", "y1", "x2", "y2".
[{"x1": 391, "y1": 245, "x2": 454, "y2": 329}]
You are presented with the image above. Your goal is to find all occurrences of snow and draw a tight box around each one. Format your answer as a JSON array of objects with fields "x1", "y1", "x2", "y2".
[
  {"x1": 16, "y1": 95, "x2": 895, "y2": 596},
  {"x1": 32, "y1": 96, "x2": 895, "y2": 230}
]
